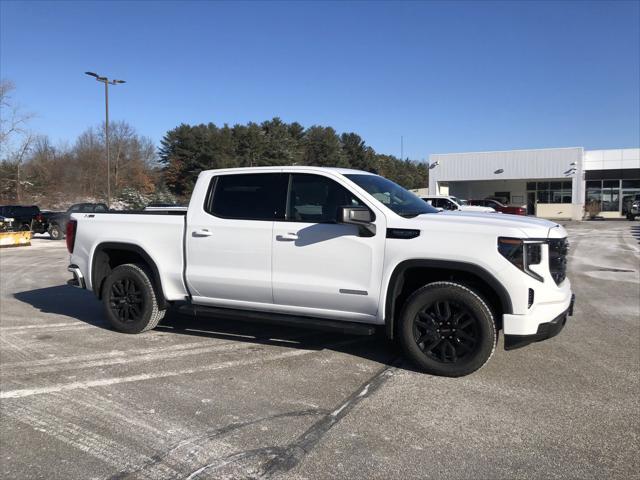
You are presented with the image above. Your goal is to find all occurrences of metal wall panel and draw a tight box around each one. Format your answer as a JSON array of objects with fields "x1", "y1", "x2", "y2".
[
  {"x1": 584, "y1": 148, "x2": 640, "y2": 171},
  {"x1": 428, "y1": 147, "x2": 583, "y2": 186}
]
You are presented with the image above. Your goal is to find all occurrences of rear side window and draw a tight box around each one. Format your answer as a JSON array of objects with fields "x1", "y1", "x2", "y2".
[
  {"x1": 13, "y1": 206, "x2": 39, "y2": 216},
  {"x1": 93, "y1": 204, "x2": 108, "y2": 212},
  {"x1": 206, "y1": 173, "x2": 287, "y2": 220},
  {"x1": 288, "y1": 174, "x2": 364, "y2": 223}
]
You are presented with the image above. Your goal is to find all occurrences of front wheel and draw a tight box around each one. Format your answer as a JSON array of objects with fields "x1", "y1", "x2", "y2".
[
  {"x1": 398, "y1": 281, "x2": 497, "y2": 377},
  {"x1": 102, "y1": 263, "x2": 166, "y2": 333}
]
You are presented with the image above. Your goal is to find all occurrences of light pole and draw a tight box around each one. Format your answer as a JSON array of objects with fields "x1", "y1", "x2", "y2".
[{"x1": 85, "y1": 72, "x2": 126, "y2": 207}]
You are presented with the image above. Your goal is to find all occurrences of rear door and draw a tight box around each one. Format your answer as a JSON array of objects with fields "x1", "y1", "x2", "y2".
[{"x1": 185, "y1": 172, "x2": 288, "y2": 306}]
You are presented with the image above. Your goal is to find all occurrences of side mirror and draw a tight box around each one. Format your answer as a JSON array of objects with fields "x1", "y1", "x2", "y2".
[{"x1": 338, "y1": 206, "x2": 376, "y2": 236}]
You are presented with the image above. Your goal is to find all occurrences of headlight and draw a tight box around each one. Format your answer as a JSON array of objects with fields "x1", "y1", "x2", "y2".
[{"x1": 498, "y1": 237, "x2": 544, "y2": 282}]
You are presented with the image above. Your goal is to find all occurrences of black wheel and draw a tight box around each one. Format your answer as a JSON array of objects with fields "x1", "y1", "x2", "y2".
[
  {"x1": 49, "y1": 224, "x2": 63, "y2": 240},
  {"x1": 398, "y1": 281, "x2": 496, "y2": 377},
  {"x1": 102, "y1": 263, "x2": 165, "y2": 333},
  {"x1": 20, "y1": 223, "x2": 30, "y2": 231}
]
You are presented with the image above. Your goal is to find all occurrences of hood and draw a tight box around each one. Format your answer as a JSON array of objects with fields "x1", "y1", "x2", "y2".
[{"x1": 405, "y1": 211, "x2": 566, "y2": 239}]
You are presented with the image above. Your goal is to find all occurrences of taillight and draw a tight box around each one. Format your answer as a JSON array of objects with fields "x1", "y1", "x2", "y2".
[
  {"x1": 36, "y1": 214, "x2": 44, "y2": 221},
  {"x1": 66, "y1": 220, "x2": 77, "y2": 253}
]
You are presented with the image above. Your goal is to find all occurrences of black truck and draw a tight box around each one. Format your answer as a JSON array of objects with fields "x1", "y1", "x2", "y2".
[
  {"x1": 47, "y1": 203, "x2": 109, "y2": 239},
  {"x1": 0, "y1": 205, "x2": 49, "y2": 233}
]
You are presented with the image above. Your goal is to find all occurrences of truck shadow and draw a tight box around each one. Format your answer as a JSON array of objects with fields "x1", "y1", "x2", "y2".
[{"x1": 14, "y1": 284, "x2": 409, "y2": 371}]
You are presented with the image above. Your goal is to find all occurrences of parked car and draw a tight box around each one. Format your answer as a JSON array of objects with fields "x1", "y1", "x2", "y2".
[
  {"x1": 66, "y1": 166, "x2": 574, "y2": 377},
  {"x1": 626, "y1": 194, "x2": 640, "y2": 220},
  {"x1": 422, "y1": 195, "x2": 495, "y2": 213},
  {"x1": 47, "y1": 203, "x2": 109, "y2": 240},
  {"x1": 468, "y1": 199, "x2": 527, "y2": 216},
  {"x1": 0, "y1": 205, "x2": 48, "y2": 233}
]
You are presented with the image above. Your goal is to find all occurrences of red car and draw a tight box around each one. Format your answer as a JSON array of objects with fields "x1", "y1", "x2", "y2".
[{"x1": 468, "y1": 199, "x2": 527, "y2": 215}]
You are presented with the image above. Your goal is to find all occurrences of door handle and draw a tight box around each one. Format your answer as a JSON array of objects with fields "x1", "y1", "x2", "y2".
[
  {"x1": 192, "y1": 229, "x2": 213, "y2": 237},
  {"x1": 276, "y1": 233, "x2": 298, "y2": 241}
]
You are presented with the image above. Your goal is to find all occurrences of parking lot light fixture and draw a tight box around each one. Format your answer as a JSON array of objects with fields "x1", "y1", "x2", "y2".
[{"x1": 84, "y1": 71, "x2": 126, "y2": 208}]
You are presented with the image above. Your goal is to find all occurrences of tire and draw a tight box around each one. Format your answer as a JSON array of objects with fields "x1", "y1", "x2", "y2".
[
  {"x1": 49, "y1": 224, "x2": 63, "y2": 240},
  {"x1": 20, "y1": 223, "x2": 30, "y2": 231},
  {"x1": 398, "y1": 281, "x2": 497, "y2": 377},
  {"x1": 101, "y1": 263, "x2": 166, "y2": 333}
]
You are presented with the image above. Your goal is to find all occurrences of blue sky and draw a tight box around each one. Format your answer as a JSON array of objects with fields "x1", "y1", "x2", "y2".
[{"x1": 1, "y1": 0, "x2": 639, "y2": 160}]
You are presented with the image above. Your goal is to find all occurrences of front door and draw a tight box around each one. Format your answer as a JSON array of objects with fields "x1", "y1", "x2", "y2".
[
  {"x1": 185, "y1": 172, "x2": 287, "y2": 307},
  {"x1": 272, "y1": 173, "x2": 385, "y2": 321}
]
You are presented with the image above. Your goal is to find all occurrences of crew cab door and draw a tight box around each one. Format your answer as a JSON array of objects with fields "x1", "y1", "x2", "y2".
[
  {"x1": 272, "y1": 173, "x2": 385, "y2": 320},
  {"x1": 185, "y1": 172, "x2": 287, "y2": 306}
]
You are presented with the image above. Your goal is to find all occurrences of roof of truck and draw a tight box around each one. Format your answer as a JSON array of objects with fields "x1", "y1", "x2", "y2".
[{"x1": 200, "y1": 166, "x2": 376, "y2": 176}]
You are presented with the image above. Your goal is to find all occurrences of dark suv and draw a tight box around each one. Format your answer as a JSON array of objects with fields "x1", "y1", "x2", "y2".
[
  {"x1": 0, "y1": 205, "x2": 48, "y2": 233},
  {"x1": 47, "y1": 203, "x2": 109, "y2": 240}
]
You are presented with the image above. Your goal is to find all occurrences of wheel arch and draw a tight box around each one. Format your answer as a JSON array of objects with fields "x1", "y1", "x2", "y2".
[
  {"x1": 384, "y1": 259, "x2": 513, "y2": 339},
  {"x1": 91, "y1": 242, "x2": 168, "y2": 309}
]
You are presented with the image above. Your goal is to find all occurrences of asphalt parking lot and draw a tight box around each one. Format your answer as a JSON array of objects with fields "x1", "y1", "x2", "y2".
[{"x1": 1, "y1": 221, "x2": 639, "y2": 480}]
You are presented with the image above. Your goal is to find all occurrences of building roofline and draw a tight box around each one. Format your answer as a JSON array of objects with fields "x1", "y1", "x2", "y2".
[{"x1": 429, "y1": 146, "x2": 584, "y2": 158}]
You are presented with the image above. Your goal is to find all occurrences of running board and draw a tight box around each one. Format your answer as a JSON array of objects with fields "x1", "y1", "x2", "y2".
[{"x1": 176, "y1": 304, "x2": 377, "y2": 336}]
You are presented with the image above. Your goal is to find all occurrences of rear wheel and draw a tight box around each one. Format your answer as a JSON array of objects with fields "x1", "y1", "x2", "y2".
[
  {"x1": 102, "y1": 263, "x2": 165, "y2": 333},
  {"x1": 398, "y1": 281, "x2": 496, "y2": 377},
  {"x1": 49, "y1": 224, "x2": 63, "y2": 240}
]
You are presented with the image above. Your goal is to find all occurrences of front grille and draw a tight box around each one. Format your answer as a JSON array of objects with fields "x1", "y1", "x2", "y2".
[{"x1": 548, "y1": 238, "x2": 568, "y2": 285}]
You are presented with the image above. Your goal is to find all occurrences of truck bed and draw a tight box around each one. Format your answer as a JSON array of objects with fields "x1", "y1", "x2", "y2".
[{"x1": 71, "y1": 212, "x2": 188, "y2": 301}]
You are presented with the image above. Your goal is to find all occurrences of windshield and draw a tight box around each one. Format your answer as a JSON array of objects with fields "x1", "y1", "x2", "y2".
[{"x1": 345, "y1": 174, "x2": 439, "y2": 217}]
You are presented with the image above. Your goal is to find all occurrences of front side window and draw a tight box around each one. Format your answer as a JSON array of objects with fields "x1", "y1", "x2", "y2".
[
  {"x1": 206, "y1": 173, "x2": 287, "y2": 220},
  {"x1": 345, "y1": 174, "x2": 437, "y2": 217},
  {"x1": 288, "y1": 174, "x2": 364, "y2": 223}
]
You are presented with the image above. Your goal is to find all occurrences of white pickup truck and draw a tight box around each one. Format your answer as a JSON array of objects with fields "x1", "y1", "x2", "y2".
[{"x1": 67, "y1": 167, "x2": 574, "y2": 376}]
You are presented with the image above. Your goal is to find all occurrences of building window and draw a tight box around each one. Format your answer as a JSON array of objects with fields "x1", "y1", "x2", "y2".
[
  {"x1": 586, "y1": 180, "x2": 602, "y2": 208},
  {"x1": 528, "y1": 181, "x2": 572, "y2": 204},
  {"x1": 601, "y1": 180, "x2": 620, "y2": 212},
  {"x1": 585, "y1": 179, "x2": 639, "y2": 214},
  {"x1": 621, "y1": 180, "x2": 640, "y2": 216}
]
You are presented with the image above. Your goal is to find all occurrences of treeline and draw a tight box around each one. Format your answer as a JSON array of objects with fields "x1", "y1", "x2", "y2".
[
  {"x1": 159, "y1": 118, "x2": 428, "y2": 198},
  {"x1": 0, "y1": 121, "x2": 165, "y2": 208},
  {"x1": 1, "y1": 80, "x2": 167, "y2": 208},
  {"x1": 1, "y1": 80, "x2": 428, "y2": 208}
]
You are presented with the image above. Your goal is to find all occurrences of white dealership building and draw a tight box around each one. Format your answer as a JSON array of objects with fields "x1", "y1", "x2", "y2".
[{"x1": 428, "y1": 147, "x2": 640, "y2": 220}]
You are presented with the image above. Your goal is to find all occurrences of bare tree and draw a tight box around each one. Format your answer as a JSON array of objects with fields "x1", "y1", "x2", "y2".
[{"x1": 0, "y1": 80, "x2": 34, "y2": 155}]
